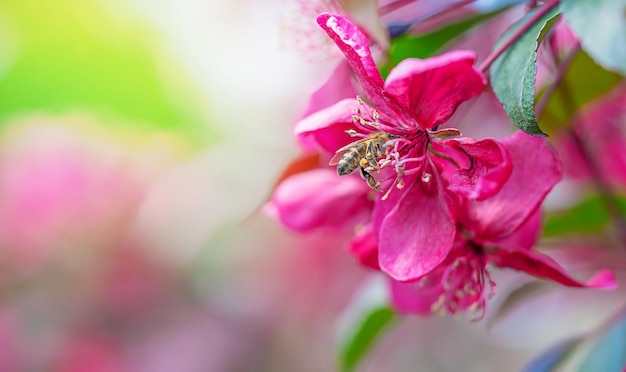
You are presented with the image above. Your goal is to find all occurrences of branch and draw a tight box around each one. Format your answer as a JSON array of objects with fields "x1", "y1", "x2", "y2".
[{"x1": 478, "y1": 0, "x2": 559, "y2": 74}]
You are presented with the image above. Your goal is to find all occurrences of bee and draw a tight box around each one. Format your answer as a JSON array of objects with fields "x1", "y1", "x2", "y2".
[{"x1": 329, "y1": 131, "x2": 396, "y2": 191}]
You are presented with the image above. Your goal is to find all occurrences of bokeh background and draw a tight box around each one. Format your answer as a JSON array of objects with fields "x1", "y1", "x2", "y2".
[
  {"x1": 0, "y1": 1, "x2": 624, "y2": 371},
  {"x1": 0, "y1": 1, "x2": 364, "y2": 370}
]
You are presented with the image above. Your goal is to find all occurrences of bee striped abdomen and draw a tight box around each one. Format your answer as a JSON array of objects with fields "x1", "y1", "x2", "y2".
[
  {"x1": 330, "y1": 131, "x2": 398, "y2": 191},
  {"x1": 337, "y1": 148, "x2": 362, "y2": 175}
]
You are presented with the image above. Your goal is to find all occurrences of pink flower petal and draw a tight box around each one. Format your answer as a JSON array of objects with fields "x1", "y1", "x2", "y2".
[
  {"x1": 299, "y1": 61, "x2": 357, "y2": 119},
  {"x1": 384, "y1": 50, "x2": 486, "y2": 130},
  {"x1": 553, "y1": 132, "x2": 590, "y2": 181},
  {"x1": 390, "y1": 279, "x2": 441, "y2": 315},
  {"x1": 442, "y1": 137, "x2": 512, "y2": 201},
  {"x1": 573, "y1": 84, "x2": 626, "y2": 187},
  {"x1": 462, "y1": 131, "x2": 562, "y2": 242},
  {"x1": 378, "y1": 178, "x2": 456, "y2": 282},
  {"x1": 294, "y1": 98, "x2": 359, "y2": 153},
  {"x1": 317, "y1": 13, "x2": 402, "y2": 119},
  {"x1": 370, "y1": 174, "x2": 408, "y2": 231},
  {"x1": 555, "y1": 84, "x2": 626, "y2": 187},
  {"x1": 494, "y1": 209, "x2": 542, "y2": 251},
  {"x1": 269, "y1": 168, "x2": 371, "y2": 232},
  {"x1": 549, "y1": 18, "x2": 579, "y2": 60},
  {"x1": 349, "y1": 224, "x2": 380, "y2": 270},
  {"x1": 487, "y1": 248, "x2": 617, "y2": 289}
]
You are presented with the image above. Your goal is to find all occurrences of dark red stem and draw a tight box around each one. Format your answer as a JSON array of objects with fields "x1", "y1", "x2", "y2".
[
  {"x1": 380, "y1": 0, "x2": 476, "y2": 22},
  {"x1": 478, "y1": 0, "x2": 560, "y2": 74},
  {"x1": 379, "y1": 0, "x2": 422, "y2": 15}
]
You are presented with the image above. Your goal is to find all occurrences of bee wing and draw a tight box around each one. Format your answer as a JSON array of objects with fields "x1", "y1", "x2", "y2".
[
  {"x1": 329, "y1": 149, "x2": 348, "y2": 166},
  {"x1": 328, "y1": 137, "x2": 370, "y2": 166}
]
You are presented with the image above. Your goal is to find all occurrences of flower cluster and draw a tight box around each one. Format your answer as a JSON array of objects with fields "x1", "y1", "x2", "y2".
[{"x1": 269, "y1": 13, "x2": 616, "y2": 318}]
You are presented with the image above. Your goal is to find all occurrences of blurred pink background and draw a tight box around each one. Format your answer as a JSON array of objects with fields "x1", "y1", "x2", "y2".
[{"x1": 0, "y1": 1, "x2": 624, "y2": 371}]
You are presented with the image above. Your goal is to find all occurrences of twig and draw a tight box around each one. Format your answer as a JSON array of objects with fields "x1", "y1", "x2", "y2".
[
  {"x1": 383, "y1": 0, "x2": 477, "y2": 35},
  {"x1": 379, "y1": 0, "x2": 423, "y2": 15},
  {"x1": 478, "y1": 0, "x2": 559, "y2": 74}
]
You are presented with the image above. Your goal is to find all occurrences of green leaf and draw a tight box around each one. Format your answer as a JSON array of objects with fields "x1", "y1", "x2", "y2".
[
  {"x1": 543, "y1": 194, "x2": 626, "y2": 237},
  {"x1": 543, "y1": 195, "x2": 610, "y2": 237},
  {"x1": 383, "y1": 9, "x2": 506, "y2": 76},
  {"x1": 0, "y1": 0, "x2": 212, "y2": 143},
  {"x1": 490, "y1": 6, "x2": 560, "y2": 136},
  {"x1": 336, "y1": 276, "x2": 396, "y2": 372},
  {"x1": 538, "y1": 50, "x2": 622, "y2": 132},
  {"x1": 561, "y1": 0, "x2": 626, "y2": 76},
  {"x1": 578, "y1": 311, "x2": 626, "y2": 372}
]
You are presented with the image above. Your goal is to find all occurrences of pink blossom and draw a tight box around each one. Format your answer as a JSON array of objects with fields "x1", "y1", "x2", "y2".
[
  {"x1": 549, "y1": 18, "x2": 579, "y2": 61},
  {"x1": 0, "y1": 124, "x2": 146, "y2": 269},
  {"x1": 295, "y1": 13, "x2": 513, "y2": 282},
  {"x1": 268, "y1": 168, "x2": 372, "y2": 232},
  {"x1": 389, "y1": 132, "x2": 616, "y2": 318},
  {"x1": 54, "y1": 334, "x2": 129, "y2": 372},
  {"x1": 555, "y1": 83, "x2": 626, "y2": 188}
]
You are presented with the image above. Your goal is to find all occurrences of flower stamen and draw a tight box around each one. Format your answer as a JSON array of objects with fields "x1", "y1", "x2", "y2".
[{"x1": 420, "y1": 244, "x2": 496, "y2": 320}]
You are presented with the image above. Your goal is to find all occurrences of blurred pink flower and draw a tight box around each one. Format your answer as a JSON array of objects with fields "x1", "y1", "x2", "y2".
[
  {"x1": 0, "y1": 311, "x2": 20, "y2": 371},
  {"x1": 549, "y1": 18, "x2": 579, "y2": 61},
  {"x1": 293, "y1": 13, "x2": 514, "y2": 282},
  {"x1": 388, "y1": 132, "x2": 616, "y2": 318},
  {"x1": 0, "y1": 123, "x2": 146, "y2": 268},
  {"x1": 54, "y1": 334, "x2": 128, "y2": 372},
  {"x1": 555, "y1": 83, "x2": 626, "y2": 188},
  {"x1": 96, "y1": 242, "x2": 176, "y2": 317}
]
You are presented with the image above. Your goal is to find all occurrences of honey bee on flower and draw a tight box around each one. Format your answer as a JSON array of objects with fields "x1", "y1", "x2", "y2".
[
  {"x1": 329, "y1": 130, "x2": 398, "y2": 191},
  {"x1": 269, "y1": 12, "x2": 617, "y2": 319}
]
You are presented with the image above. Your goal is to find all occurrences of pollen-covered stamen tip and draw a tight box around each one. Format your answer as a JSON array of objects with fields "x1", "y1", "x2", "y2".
[
  {"x1": 395, "y1": 164, "x2": 406, "y2": 189},
  {"x1": 352, "y1": 114, "x2": 378, "y2": 132},
  {"x1": 380, "y1": 151, "x2": 405, "y2": 201},
  {"x1": 352, "y1": 96, "x2": 390, "y2": 132},
  {"x1": 345, "y1": 129, "x2": 359, "y2": 137}
]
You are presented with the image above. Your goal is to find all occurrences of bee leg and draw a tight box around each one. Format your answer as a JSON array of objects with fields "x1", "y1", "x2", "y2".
[
  {"x1": 374, "y1": 142, "x2": 385, "y2": 158},
  {"x1": 365, "y1": 142, "x2": 375, "y2": 159},
  {"x1": 367, "y1": 157, "x2": 379, "y2": 171},
  {"x1": 360, "y1": 167, "x2": 381, "y2": 191}
]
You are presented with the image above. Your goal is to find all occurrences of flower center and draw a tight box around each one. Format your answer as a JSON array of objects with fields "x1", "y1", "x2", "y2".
[
  {"x1": 423, "y1": 243, "x2": 495, "y2": 320},
  {"x1": 348, "y1": 102, "x2": 433, "y2": 200}
]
